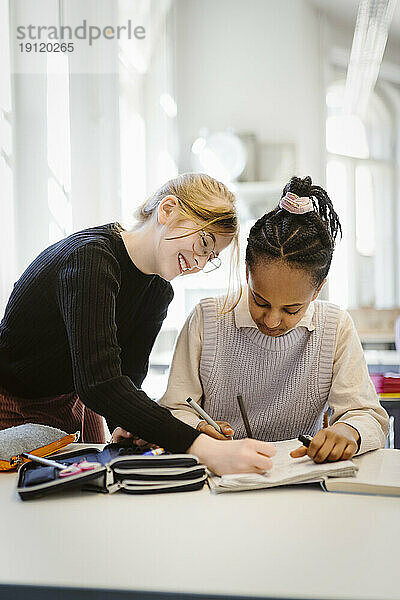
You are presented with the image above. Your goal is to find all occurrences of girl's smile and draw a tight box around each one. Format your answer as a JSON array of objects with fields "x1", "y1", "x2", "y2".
[{"x1": 178, "y1": 252, "x2": 193, "y2": 274}]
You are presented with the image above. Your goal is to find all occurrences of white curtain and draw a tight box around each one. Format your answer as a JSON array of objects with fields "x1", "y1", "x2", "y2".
[
  {"x1": 0, "y1": 1, "x2": 16, "y2": 315},
  {"x1": 1, "y1": 0, "x2": 176, "y2": 317}
]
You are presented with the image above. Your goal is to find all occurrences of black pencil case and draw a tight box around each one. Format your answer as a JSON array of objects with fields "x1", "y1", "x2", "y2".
[{"x1": 16, "y1": 444, "x2": 207, "y2": 501}]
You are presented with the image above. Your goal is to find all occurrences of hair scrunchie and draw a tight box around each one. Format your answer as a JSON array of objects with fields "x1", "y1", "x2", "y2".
[{"x1": 279, "y1": 192, "x2": 314, "y2": 215}]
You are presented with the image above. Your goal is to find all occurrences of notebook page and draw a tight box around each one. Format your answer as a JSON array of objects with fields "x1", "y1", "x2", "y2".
[{"x1": 209, "y1": 438, "x2": 357, "y2": 493}]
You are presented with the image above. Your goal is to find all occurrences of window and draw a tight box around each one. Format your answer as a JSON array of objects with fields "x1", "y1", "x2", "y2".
[{"x1": 326, "y1": 81, "x2": 396, "y2": 309}]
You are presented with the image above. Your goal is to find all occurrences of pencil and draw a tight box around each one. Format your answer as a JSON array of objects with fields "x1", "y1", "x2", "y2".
[
  {"x1": 186, "y1": 397, "x2": 223, "y2": 434},
  {"x1": 237, "y1": 395, "x2": 253, "y2": 438}
]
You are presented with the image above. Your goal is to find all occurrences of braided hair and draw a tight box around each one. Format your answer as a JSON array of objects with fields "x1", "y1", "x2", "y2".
[{"x1": 246, "y1": 176, "x2": 342, "y2": 287}]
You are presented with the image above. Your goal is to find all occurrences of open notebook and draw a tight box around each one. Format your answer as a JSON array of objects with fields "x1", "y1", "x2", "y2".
[{"x1": 208, "y1": 439, "x2": 358, "y2": 493}]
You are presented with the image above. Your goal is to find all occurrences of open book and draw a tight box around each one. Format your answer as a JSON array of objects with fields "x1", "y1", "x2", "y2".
[{"x1": 208, "y1": 439, "x2": 358, "y2": 493}]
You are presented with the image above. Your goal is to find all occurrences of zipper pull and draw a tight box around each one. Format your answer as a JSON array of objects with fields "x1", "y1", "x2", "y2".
[
  {"x1": 105, "y1": 465, "x2": 115, "y2": 488},
  {"x1": 107, "y1": 481, "x2": 122, "y2": 494},
  {"x1": 10, "y1": 455, "x2": 23, "y2": 468}
]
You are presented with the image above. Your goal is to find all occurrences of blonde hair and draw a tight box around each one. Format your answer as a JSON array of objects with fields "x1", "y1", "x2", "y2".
[{"x1": 135, "y1": 172, "x2": 241, "y2": 312}]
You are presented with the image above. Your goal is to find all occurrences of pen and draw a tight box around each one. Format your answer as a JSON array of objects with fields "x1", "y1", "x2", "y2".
[
  {"x1": 143, "y1": 448, "x2": 165, "y2": 456},
  {"x1": 298, "y1": 434, "x2": 313, "y2": 447},
  {"x1": 20, "y1": 452, "x2": 68, "y2": 470},
  {"x1": 185, "y1": 397, "x2": 223, "y2": 434},
  {"x1": 237, "y1": 395, "x2": 253, "y2": 439}
]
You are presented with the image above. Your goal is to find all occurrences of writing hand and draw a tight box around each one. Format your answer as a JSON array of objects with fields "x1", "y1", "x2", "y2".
[
  {"x1": 188, "y1": 435, "x2": 276, "y2": 475},
  {"x1": 197, "y1": 420, "x2": 234, "y2": 440},
  {"x1": 290, "y1": 423, "x2": 359, "y2": 463}
]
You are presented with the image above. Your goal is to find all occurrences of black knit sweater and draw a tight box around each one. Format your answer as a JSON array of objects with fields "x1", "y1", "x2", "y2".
[{"x1": 0, "y1": 224, "x2": 200, "y2": 452}]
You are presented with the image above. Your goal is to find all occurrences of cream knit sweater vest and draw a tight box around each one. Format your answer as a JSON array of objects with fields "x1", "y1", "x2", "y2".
[{"x1": 199, "y1": 298, "x2": 340, "y2": 441}]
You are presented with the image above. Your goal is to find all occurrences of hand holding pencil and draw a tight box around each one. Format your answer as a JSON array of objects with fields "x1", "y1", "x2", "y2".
[
  {"x1": 197, "y1": 420, "x2": 234, "y2": 440},
  {"x1": 290, "y1": 423, "x2": 359, "y2": 463},
  {"x1": 186, "y1": 397, "x2": 234, "y2": 439},
  {"x1": 186, "y1": 396, "x2": 276, "y2": 475},
  {"x1": 187, "y1": 395, "x2": 252, "y2": 441}
]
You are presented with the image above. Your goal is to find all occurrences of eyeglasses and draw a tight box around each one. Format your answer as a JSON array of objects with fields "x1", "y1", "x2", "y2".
[{"x1": 192, "y1": 231, "x2": 221, "y2": 273}]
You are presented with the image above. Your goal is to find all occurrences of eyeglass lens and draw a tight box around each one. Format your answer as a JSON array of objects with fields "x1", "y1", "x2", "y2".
[{"x1": 193, "y1": 233, "x2": 215, "y2": 257}]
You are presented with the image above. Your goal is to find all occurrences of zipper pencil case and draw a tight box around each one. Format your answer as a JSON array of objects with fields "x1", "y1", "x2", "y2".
[{"x1": 16, "y1": 444, "x2": 207, "y2": 500}]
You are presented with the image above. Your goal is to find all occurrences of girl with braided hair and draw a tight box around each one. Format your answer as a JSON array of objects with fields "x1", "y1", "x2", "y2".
[{"x1": 160, "y1": 176, "x2": 388, "y2": 464}]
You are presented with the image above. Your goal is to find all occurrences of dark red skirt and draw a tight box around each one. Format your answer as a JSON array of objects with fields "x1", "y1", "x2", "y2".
[{"x1": 0, "y1": 387, "x2": 106, "y2": 443}]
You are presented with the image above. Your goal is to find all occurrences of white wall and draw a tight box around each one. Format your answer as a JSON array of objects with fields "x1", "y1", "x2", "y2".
[{"x1": 174, "y1": 0, "x2": 325, "y2": 183}]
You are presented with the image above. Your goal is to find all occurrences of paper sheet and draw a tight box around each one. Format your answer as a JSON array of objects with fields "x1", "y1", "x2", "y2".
[{"x1": 208, "y1": 438, "x2": 357, "y2": 493}]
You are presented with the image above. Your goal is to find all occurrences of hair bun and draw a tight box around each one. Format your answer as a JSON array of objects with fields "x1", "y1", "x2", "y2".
[{"x1": 283, "y1": 176, "x2": 313, "y2": 199}]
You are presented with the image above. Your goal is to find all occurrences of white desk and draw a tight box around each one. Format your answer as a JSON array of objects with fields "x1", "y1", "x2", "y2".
[{"x1": 0, "y1": 444, "x2": 399, "y2": 600}]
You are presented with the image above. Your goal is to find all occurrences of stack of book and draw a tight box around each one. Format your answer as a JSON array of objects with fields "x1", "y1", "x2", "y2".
[{"x1": 371, "y1": 373, "x2": 400, "y2": 394}]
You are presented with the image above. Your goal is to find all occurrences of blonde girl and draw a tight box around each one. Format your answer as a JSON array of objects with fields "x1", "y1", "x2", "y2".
[{"x1": 0, "y1": 173, "x2": 275, "y2": 475}]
